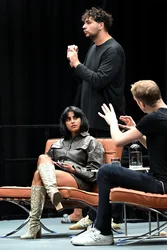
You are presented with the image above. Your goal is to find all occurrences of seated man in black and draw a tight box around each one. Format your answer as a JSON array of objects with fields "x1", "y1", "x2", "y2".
[{"x1": 71, "y1": 80, "x2": 167, "y2": 246}]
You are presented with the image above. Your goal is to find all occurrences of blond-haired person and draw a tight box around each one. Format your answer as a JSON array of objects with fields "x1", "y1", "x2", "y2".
[{"x1": 71, "y1": 80, "x2": 167, "y2": 246}]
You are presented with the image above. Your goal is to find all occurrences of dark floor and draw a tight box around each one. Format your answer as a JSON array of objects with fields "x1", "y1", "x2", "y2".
[{"x1": 0, "y1": 217, "x2": 167, "y2": 250}]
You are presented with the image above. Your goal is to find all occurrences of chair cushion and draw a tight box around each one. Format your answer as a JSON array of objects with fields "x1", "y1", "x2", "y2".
[
  {"x1": 0, "y1": 186, "x2": 99, "y2": 207},
  {"x1": 96, "y1": 138, "x2": 123, "y2": 164},
  {"x1": 0, "y1": 186, "x2": 31, "y2": 198},
  {"x1": 59, "y1": 186, "x2": 98, "y2": 207},
  {"x1": 110, "y1": 187, "x2": 167, "y2": 210}
]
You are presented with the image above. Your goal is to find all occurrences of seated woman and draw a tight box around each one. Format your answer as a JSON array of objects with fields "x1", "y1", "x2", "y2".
[{"x1": 20, "y1": 106, "x2": 104, "y2": 239}]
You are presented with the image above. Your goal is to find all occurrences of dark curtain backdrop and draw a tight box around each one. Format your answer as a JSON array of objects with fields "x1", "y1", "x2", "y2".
[{"x1": 0, "y1": 0, "x2": 167, "y2": 187}]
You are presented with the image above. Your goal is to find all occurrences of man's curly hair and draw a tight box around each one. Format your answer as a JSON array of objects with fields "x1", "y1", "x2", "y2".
[{"x1": 81, "y1": 7, "x2": 113, "y2": 31}]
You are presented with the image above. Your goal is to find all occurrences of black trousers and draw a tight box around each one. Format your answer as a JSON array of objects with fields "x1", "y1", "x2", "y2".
[
  {"x1": 95, "y1": 164, "x2": 165, "y2": 235},
  {"x1": 87, "y1": 204, "x2": 123, "y2": 224}
]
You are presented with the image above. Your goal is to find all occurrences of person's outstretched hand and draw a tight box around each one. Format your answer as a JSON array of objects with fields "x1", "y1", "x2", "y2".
[
  {"x1": 119, "y1": 115, "x2": 136, "y2": 130},
  {"x1": 98, "y1": 103, "x2": 117, "y2": 126}
]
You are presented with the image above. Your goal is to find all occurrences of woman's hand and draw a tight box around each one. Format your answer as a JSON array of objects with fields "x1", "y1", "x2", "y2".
[
  {"x1": 61, "y1": 163, "x2": 76, "y2": 174},
  {"x1": 98, "y1": 103, "x2": 117, "y2": 126},
  {"x1": 53, "y1": 160, "x2": 76, "y2": 173},
  {"x1": 119, "y1": 116, "x2": 136, "y2": 131}
]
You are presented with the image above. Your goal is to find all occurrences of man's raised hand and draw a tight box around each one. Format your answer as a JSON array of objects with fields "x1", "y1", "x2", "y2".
[
  {"x1": 98, "y1": 103, "x2": 117, "y2": 126},
  {"x1": 119, "y1": 115, "x2": 136, "y2": 130}
]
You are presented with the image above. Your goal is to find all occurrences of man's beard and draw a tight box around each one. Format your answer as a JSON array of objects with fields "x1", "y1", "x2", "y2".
[{"x1": 89, "y1": 33, "x2": 98, "y2": 41}]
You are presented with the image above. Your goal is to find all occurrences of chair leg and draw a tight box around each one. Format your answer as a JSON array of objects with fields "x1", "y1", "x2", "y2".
[
  {"x1": 117, "y1": 208, "x2": 167, "y2": 246},
  {"x1": 0, "y1": 200, "x2": 30, "y2": 238},
  {"x1": 123, "y1": 204, "x2": 128, "y2": 236},
  {"x1": 1, "y1": 217, "x2": 30, "y2": 238}
]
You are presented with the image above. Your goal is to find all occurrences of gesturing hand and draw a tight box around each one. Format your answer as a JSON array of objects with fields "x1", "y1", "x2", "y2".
[
  {"x1": 119, "y1": 115, "x2": 136, "y2": 130},
  {"x1": 67, "y1": 45, "x2": 78, "y2": 53},
  {"x1": 67, "y1": 45, "x2": 80, "y2": 68},
  {"x1": 98, "y1": 103, "x2": 117, "y2": 126}
]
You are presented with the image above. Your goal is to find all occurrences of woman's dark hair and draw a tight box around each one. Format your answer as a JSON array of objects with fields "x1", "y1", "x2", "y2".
[{"x1": 59, "y1": 106, "x2": 89, "y2": 137}]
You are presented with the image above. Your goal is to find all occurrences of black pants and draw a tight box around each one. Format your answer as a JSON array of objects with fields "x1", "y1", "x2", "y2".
[
  {"x1": 95, "y1": 164, "x2": 165, "y2": 235},
  {"x1": 87, "y1": 203, "x2": 123, "y2": 224}
]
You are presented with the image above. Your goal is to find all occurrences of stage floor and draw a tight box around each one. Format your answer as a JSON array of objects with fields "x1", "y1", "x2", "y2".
[{"x1": 0, "y1": 217, "x2": 167, "y2": 249}]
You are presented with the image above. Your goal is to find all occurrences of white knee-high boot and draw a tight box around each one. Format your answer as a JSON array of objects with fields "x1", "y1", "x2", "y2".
[
  {"x1": 38, "y1": 163, "x2": 63, "y2": 211},
  {"x1": 20, "y1": 185, "x2": 46, "y2": 239}
]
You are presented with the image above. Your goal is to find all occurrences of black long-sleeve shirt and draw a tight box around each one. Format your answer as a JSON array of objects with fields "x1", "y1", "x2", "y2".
[{"x1": 74, "y1": 38, "x2": 126, "y2": 130}]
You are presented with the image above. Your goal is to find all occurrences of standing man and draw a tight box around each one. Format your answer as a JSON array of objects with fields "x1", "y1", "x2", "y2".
[
  {"x1": 65, "y1": 6, "x2": 125, "y2": 229},
  {"x1": 67, "y1": 6, "x2": 126, "y2": 137}
]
